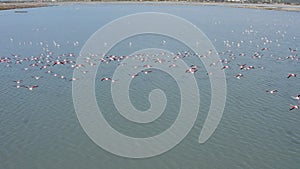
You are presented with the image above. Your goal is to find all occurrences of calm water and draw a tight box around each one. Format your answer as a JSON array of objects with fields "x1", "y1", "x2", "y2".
[{"x1": 0, "y1": 3, "x2": 300, "y2": 169}]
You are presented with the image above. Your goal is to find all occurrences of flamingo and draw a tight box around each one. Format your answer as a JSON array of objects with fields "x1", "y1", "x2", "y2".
[
  {"x1": 289, "y1": 105, "x2": 299, "y2": 111},
  {"x1": 287, "y1": 73, "x2": 297, "y2": 78},
  {"x1": 266, "y1": 90, "x2": 278, "y2": 94}
]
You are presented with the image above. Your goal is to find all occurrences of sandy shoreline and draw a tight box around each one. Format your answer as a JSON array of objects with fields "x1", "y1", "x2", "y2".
[
  {"x1": 0, "y1": 1, "x2": 299, "y2": 12},
  {"x1": 0, "y1": 2, "x2": 50, "y2": 10},
  {"x1": 230, "y1": 4, "x2": 300, "y2": 12}
]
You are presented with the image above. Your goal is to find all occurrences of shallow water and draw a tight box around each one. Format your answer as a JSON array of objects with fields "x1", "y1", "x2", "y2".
[{"x1": 0, "y1": 3, "x2": 300, "y2": 169}]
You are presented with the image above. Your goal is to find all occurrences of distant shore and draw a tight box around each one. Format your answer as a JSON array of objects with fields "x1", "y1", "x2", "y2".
[
  {"x1": 230, "y1": 3, "x2": 300, "y2": 12},
  {"x1": 0, "y1": 1, "x2": 299, "y2": 12},
  {"x1": 0, "y1": 2, "x2": 49, "y2": 10}
]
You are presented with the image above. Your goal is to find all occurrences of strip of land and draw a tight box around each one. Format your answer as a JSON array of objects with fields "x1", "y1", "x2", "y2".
[
  {"x1": 0, "y1": 1, "x2": 299, "y2": 12},
  {"x1": 0, "y1": 2, "x2": 49, "y2": 10},
  {"x1": 230, "y1": 4, "x2": 300, "y2": 12}
]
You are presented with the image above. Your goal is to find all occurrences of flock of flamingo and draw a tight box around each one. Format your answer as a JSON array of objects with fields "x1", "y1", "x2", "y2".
[{"x1": 1, "y1": 28, "x2": 299, "y2": 112}]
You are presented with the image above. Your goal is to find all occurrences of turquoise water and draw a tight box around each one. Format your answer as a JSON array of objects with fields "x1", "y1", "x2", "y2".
[{"x1": 0, "y1": 3, "x2": 300, "y2": 169}]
